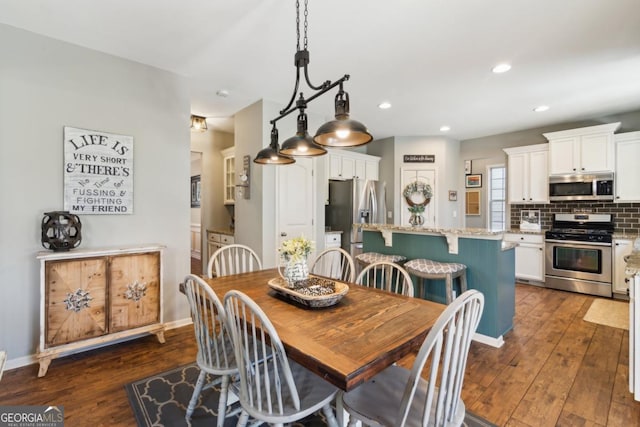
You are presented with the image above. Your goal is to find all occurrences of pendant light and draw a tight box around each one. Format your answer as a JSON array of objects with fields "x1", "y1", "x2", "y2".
[
  {"x1": 314, "y1": 84, "x2": 373, "y2": 147},
  {"x1": 254, "y1": 126, "x2": 295, "y2": 165},
  {"x1": 280, "y1": 108, "x2": 327, "y2": 157},
  {"x1": 254, "y1": 0, "x2": 372, "y2": 165},
  {"x1": 190, "y1": 115, "x2": 208, "y2": 132}
]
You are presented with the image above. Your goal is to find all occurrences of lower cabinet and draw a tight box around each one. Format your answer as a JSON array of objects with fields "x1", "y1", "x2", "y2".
[
  {"x1": 206, "y1": 231, "x2": 235, "y2": 276},
  {"x1": 613, "y1": 238, "x2": 634, "y2": 296},
  {"x1": 37, "y1": 245, "x2": 165, "y2": 377},
  {"x1": 504, "y1": 233, "x2": 545, "y2": 282}
]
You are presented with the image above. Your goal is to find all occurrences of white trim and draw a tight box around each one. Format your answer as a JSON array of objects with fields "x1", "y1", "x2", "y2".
[{"x1": 472, "y1": 332, "x2": 504, "y2": 348}]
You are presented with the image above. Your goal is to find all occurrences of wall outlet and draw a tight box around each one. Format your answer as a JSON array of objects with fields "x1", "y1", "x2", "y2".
[{"x1": 387, "y1": 210, "x2": 392, "y2": 219}]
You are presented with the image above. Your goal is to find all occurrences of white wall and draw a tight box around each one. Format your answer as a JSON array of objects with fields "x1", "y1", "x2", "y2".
[{"x1": 0, "y1": 24, "x2": 192, "y2": 367}]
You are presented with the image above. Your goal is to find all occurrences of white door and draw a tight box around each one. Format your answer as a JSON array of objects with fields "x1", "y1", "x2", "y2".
[
  {"x1": 400, "y1": 168, "x2": 436, "y2": 227},
  {"x1": 277, "y1": 158, "x2": 316, "y2": 261}
]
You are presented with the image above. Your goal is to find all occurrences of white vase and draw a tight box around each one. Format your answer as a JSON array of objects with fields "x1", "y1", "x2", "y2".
[{"x1": 280, "y1": 257, "x2": 309, "y2": 287}]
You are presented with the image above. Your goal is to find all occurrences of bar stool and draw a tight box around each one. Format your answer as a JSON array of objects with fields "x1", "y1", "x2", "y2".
[
  {"x1": 404, "y1": 259, "x2": 467, "y2": 304},
  {"x1": 355, "y1": 252, "x2": 407, "y2": 274}
]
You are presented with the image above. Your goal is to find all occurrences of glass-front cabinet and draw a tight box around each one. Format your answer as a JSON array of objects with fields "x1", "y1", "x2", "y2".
[{"x1": 222, "y1": 147, "x2": 235, "y2": 205}]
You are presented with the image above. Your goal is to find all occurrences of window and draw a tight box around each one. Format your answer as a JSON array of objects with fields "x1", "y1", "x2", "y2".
[{"x1": 488, "y1": 166, "x2": 506, "y2": 230}]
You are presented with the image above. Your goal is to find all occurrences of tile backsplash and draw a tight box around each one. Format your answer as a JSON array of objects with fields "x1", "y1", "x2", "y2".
[{"x1": 510, "y1": 202, "x2": 640, "y2": 234}]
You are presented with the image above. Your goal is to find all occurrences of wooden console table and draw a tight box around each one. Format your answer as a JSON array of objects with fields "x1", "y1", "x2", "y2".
[{"x1": 36, "y1": 244, "x2": 166, "y2": 377}]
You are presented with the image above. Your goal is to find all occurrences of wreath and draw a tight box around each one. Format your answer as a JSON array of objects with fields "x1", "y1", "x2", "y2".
[{"x1": 403, "y1": 181, "x2": 432, "y2": 213}]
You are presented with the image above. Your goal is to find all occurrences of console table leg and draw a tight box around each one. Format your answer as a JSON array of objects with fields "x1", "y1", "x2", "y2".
[
  {"x1": 38, "y1": 357, "x2": 52, "y2": 377},
  {"x1": 155, "y1": 331, "x2": 166, "y2": 344}
]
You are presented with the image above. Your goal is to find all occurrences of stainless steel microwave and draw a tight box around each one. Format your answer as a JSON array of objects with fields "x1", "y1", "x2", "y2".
[{"x1": 548, "y1": 172, "x2": 614, "y2": 201}]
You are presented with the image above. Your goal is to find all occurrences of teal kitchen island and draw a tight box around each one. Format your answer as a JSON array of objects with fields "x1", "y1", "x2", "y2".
[{"x1": 361, "y1": 224, "x2": 516, "y2": 347}]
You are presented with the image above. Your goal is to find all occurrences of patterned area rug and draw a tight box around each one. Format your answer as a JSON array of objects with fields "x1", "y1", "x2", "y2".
[
  {"x1": 584, "y1": 298, "x2": 629, "y2": 330},
  {"x1": 125, "y1": 363, "x2": 497, "y2": 427}
]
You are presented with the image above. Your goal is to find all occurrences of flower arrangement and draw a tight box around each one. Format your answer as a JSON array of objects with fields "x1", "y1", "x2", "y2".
[
  {"x1": 403, "y1": 181, "x2": 433, "y2": 201},
  {"x1": 279, "y1": 236, "x2": 314, "y2": 263}
]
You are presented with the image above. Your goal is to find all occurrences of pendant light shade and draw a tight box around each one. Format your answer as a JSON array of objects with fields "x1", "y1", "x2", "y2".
[
  {"x1": 280, "y1": 110, "x2": 327, "y2": 157},
  {"x1": 314, "y1": 89, "x2": 373, "y2": 147},
  {"x1": 254, "y1": 127, "x2": 295, "y2": 165}
]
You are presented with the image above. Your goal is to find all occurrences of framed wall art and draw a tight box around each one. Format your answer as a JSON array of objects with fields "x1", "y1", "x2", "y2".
[
  {"x1": 191, "y1": 175, "x2": 201, "y2": 207},
  {"x1": 465, "y1": 174, "x2": 482, "y2": 188},
  {"x1": 448, "y1": 190, "x2": 457, "y2": 201},
  {"x1": 465, "y1": 190, "x2": 481, "y2": 215}
]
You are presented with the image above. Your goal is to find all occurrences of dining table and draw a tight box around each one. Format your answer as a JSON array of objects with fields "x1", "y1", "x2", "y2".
[{"x1": 195, "y1": 268, "x2": 446, "y2": 392}]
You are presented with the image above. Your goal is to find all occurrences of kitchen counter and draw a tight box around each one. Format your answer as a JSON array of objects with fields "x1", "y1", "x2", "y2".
[
  {"x1": 505, "y1": 229, "x2": 546, "y2": 236},
  {"x1": 207, "y1": 228, "x2": 234, "y2": 236},
  {"x1": 362, "y1": 225, "x2": 515, "y2": 347}
]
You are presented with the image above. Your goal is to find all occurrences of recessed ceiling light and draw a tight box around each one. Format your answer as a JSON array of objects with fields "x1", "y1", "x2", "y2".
[
  {"x1": 492, "y1": 63, "x2": 512, "y2": 74},
  {"x1": 440, "y1": 126, "x2": 451, "y2": 132},
  {"x1": 216, "y1": 89, "x2": 230, "y2": 98},
  {"x1": 378, "y1": 102, "x2": 392, "y2": 110},
  {"x1": 533, "y1": 105, "x2": 549, "y2": 112}
]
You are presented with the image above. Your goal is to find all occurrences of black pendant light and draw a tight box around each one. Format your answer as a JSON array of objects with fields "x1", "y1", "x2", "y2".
[
  {"x1": 254, "y1": 0, "x2": 372, "y2": 165},
  {"x1": 314, "y1": 84, "x2": 373, "y2": 147},
  {"x1": 280, "y1": 108, "x2": 327, "y2": 157},
  {"x1": 254, "y1": 126, "x2": 295, "y2": 165}
]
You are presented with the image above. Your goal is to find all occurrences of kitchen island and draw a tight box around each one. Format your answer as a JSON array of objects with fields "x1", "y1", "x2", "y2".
[{"x1": 361, "y1": 224, "x2": 515, "y2": 347}]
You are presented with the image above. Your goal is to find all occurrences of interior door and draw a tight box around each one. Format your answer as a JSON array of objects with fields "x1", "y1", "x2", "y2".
[
  {"x1": 400, "y1": 168, "x2": 436, "y2": 227},
  {"x1": 277, "y1": 158, "x2": 316, "y2": 262}
]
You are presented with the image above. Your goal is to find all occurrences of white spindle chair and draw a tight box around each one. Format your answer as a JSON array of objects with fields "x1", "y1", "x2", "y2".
[
  {"x1": 223, "y1": 290, "x2": 339, "y2": 427},
  {"x1": 182, "y1": 274, "x2": 240, "y2": 426},
  {"x1": 338, "y1": 289, "x2": 485, "y2": 427},
  {"x1": 310, "y1": 247, "x2": 356, "y2": 282},
  {"x1": 355, "y1": 260, "x2": 415, "y2": 297},
  {"x1": 207, "y1": 244, "x2": 262, "y2": 278}
]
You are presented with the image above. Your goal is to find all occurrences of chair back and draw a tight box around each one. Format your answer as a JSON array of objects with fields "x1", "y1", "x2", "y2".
[
  {"x1": 310, "y1": 247, "x2": 356, "y2": 282},
  {"x1": 355, "y1": 261, "x2": 415, "y2": 297},
  {"x1": 207, "y1": 244, "x2": 262, "y2": 278},
  {"x1": 182, "y1": 274, "x2": 236, "y2": 373},
  {"x1": 223, "y1": 290, "x2": 301, "y2": 416},
  {"x1": 397, "y1": 289, "x2": 484, "y2": 426}
]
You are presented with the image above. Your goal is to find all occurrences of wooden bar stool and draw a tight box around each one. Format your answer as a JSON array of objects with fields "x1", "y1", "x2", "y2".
[
  {"x1": 404, "y1": 259, "x2": 467, "y2": 304},
  {"x1": 355, "y1": 252, "x2": 407, "y2": 275}
]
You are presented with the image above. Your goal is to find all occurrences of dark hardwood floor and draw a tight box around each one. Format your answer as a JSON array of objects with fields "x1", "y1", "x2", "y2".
[{"x1": 1, "y1": 283, "x2": 639, "y2": 426}]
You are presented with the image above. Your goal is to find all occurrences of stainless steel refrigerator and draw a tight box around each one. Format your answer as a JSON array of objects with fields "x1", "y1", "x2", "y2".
[{"x1": 326, "y1": 179, "x2": 387, "y2": 258}]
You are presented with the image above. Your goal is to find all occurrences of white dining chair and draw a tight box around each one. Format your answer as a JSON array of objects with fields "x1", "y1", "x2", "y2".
[
  {"x1": 182, "y1": 274, "x2": 240, "y2": 426},
  {"x1": 223, "y1": 290, "x2": 340, "y2": 427},
  {"x1": 337, "y1": 289, "x2": 484, "y2": 427},
  {"x1": 310, "y1": 247, "x2": 356, "y2": 282},
  {"x1": 207, "y1": 244, "x2": 262, "y2": 278},
  {"x1": 355, "y1": 260, "x2": 415, "y2": 297}
]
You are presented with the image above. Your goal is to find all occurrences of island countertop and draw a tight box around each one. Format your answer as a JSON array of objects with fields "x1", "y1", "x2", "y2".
[{"x1": 359, "y1": 223, "x2": 505, "y2": 240}]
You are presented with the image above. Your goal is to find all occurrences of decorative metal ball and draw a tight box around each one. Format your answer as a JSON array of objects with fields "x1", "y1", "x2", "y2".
[{"x1": 41, "y1": 211, "x2": 82, "y2": 251}]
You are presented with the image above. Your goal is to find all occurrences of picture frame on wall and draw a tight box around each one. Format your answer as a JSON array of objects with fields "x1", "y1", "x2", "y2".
[
  {"x1": 465, "y1": 174, "x2": 482, "y2": 188},
  {"x1": 464, "y1": 160, "x2": 472, "y2": 175},
  {"x1": 465, "y1": 190, "x2": 481, "y2": 215},
  {"x1": 191, "y1": 175, "x2": 201, "y2": 207},
  {"x1": 448, "y1": 190, "x2": 457, "y2": 201}
]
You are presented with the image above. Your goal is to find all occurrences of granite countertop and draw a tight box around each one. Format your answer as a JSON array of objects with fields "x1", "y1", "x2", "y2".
[
  {"x1": 207, "y1": 228, "x2": 234, "y2": 236},
  {"x1": 359, "y1": 223, "x2": 504, "y2": 239},
  {"x1": 505, "y1": 228, "x2": 546, "y2": 236},
  {"x1": 613, "y1": 233, "x2": 640, "y2": 240},
  {"x1": 325, "y1": 230, "x2": 343, "y2": 234}
]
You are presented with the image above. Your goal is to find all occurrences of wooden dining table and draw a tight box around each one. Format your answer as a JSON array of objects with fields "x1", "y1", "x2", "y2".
[{"x1": 196, "y1": 268, "x2": 445, "y2": 392}]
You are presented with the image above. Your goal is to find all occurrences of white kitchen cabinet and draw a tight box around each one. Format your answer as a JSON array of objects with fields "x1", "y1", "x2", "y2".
[
  {"x1": 544, "y1": 122, "x2": 620, "y2": 175},
  {"x1": 327, "y1": 150, "x2": 380, "y2": 181},
  {"x1": 613, "y1": 238, "x2": 634, "y2": 295},
  {"x1": 221, "y1": 146, "x2": 235, "y2": 205},
  {"x1": 503, "y1": 144, "x2": 548, "y2": 204},
  {"x1": 206, "y1": 230, "x2": 235, "y2": 270},
  {"x1": 615, "y1": 132, "x2": 640, "y2": 202},
  {"x1": 325, "y1": 232, "x2": 342, "y2": 249},
  {"x1": 503, "y1": 232, "x2": 545, "y2": 282}
]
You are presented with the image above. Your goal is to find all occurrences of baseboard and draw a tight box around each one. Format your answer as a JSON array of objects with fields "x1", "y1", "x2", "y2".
[
  {"x1": 473, "y1": 332, "x2": 504, "y2": 348},
  {"x1": 4, "y1": 317, "x2": 194, "y2": 371}
]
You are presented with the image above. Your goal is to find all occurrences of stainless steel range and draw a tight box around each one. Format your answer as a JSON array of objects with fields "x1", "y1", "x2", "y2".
[{"x1": 545, "y1": 213, "x2": 614, "y2": 297}]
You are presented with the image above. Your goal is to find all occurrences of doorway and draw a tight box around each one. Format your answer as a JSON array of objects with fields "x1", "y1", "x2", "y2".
[{"x1": 190, "y1": 151, "x2": 203, "y2": 275}]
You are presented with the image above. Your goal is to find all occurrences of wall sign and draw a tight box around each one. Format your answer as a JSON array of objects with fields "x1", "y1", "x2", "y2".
[
  {"x1": 403, "y1": 154, "x2": 435, "y2": 163},
  {"x1": 64, "y1": 126, "x2": 134, "y2": 214}
]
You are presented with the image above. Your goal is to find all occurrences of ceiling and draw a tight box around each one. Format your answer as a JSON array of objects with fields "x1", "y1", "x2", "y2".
[{"x1": 2, "y1": 0, "x2": 640, "y2": 140}]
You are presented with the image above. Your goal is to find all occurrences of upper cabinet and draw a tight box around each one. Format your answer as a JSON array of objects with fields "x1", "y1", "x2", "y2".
[
  {"x1": 544, "y1": 122, "x2": 620, "y2": 175},
  {"x1": 328, "y1": 150, "x2": 380, "y2": 181},
  {"x1": 221, "y1": 147, "x2": 235, "y2": 205},
  {"x1": 503, "y1": 144, "x2": 548, "y2": 204},
  {"x1": 615, "y1": 131, "x2": 640, "y2": 202}
]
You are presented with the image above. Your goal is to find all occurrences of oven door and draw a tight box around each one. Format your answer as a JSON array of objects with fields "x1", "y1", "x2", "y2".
[{"x1": 545, "y1": 240, "x2": 612, "y2": 283}]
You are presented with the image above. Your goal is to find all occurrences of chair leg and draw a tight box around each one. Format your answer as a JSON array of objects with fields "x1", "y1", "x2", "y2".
[
  {"x1": 186, "y1": 369, "x2": 207, "y2": 420},
  {"x1": 216, "y1": 375, "x2": 230, "y2": 427},
  {"x1": 445, "y1": 274, "x2": 453, "y2": 304},
  {"x1": 322, "y1": 403, "x2": 339, "y2": 427},
  {"x1": 460, "y1": 269, "x2": 468, "y2": 293},
  {"x1": 237, "y1": 410, "x2": 250, "y2": 427}
]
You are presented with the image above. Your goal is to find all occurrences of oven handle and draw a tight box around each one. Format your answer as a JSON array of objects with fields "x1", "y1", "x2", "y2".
[{"x1": 545, "y1": 239, "x2": 612, "y2": 247}]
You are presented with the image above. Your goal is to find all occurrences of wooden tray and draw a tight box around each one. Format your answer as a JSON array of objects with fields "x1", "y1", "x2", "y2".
[{"x1": 267, "y1": 277, "x2": 349, "y2": 308}]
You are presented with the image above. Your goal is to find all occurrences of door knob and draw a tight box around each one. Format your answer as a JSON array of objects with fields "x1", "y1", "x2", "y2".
[{"x1": 280, "y1": 232, "x2": 287, "y2": 237}]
